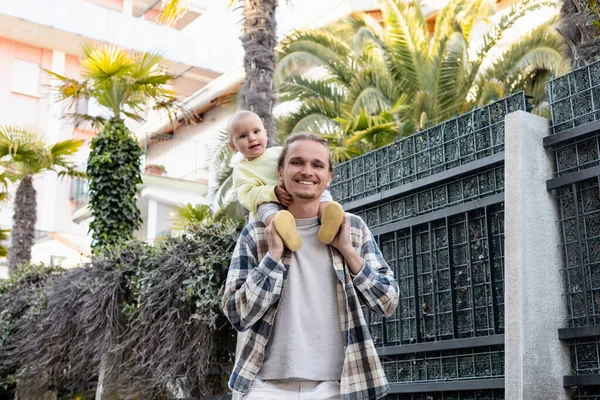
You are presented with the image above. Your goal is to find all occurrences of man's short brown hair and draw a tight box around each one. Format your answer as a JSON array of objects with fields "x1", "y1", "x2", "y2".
[{"x1": 277, "y1": 133, "x2": 333, "y2": 173}]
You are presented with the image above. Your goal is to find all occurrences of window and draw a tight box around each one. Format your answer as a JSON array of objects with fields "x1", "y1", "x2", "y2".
[{"x1": 11, "y1": 59, "x2": 41, "y2": 97}]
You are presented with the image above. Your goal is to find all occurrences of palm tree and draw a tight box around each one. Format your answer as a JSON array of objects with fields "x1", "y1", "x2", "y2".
[
  {"x1": 276, "y1": 0, "x2": 569, "y2": 159},
  {"x1": 158, "y1": 0, "x2": 279, "y2": 145},
  {"x1": 557, "y1": 0, "x2": 600, "y2": 66},
  {"x1": 48, "y1": 44, "x2": 189, "y2": 251},
  {"x1": 0, "y1": 126, "x2": 83, "y2": 272}
]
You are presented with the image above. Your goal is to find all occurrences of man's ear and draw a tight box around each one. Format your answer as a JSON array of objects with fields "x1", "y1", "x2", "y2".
[
  {"x1": 227, "y1": 141, "x2": 237, "y2": 152},
  {"x1": 326, "y1": 171, "x2": 333, "y2": 188}
]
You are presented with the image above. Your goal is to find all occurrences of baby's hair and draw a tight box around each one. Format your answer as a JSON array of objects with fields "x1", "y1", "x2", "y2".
[{"x1": 227, "y1": 110, "x2": 261, "y2": 140}]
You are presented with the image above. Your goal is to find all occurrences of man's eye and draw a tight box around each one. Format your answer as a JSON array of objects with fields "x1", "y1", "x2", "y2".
[{"x1": 314, "y1": 164, "x2": 324, "y2": 169}]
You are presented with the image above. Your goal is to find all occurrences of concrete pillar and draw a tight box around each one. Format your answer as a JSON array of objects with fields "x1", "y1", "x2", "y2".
[
  {"x1": 147, "y1": 198, "x2": 157, "y2": 242},
  {"x1": 504, "y1": 111, "x2": 571, "y2": 399}
]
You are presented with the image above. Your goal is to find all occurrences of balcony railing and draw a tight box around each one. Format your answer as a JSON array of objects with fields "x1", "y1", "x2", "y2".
[
  {"x1": 142, "y1": 133, "x2": 207, "y2": 181},
  {"x1": 70, "y1": 133, "x2": 207, "y2": 210}
]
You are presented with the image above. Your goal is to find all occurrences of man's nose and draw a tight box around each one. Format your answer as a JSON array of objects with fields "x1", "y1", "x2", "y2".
[{"x1": 300, "y1": 165, "x2": 313, "y2": 175}]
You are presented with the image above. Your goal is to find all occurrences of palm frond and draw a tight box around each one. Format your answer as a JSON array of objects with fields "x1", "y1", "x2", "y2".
[
  {"x1": 475, "y1": 79, "x2": 506, "y2": 106},
  {"x1": 434, "y1": 32, "x2": 469, "y2": 121},
  {"x1": 46, "y1": 43, "x2": 178, "y2": 124},
  {"x1": 278, "y1": 98, "x2": 339, "y2": 137},
  {"x1": 156, "y1": 0, "x2": 188, "y2": 25},
  {"x1": 458, "y1": 0, "x2": 494, "y2": 43},
  {"x1": 382, "y1": 0, "x2": 422, "y2": 94},
  {"x1": 468, "y1": 0, "x2": 554, "y2": 85},
  {"x1": 343, "y1": 120, "x2": 398, "y2": 148},
  {"x1": 0, "y1": 126, "x2": 83, "y2": 180},
  {"x1": 474, "y1": 21, "x2": 568, "y2": 106},
  {"x1": 276, "y1": 30, "x2": 354, "y2": 84},
  {"x1": 343, "y1": 66, "x2": 399, "y2": 115},
  {"x1": 0, "y1": 228, "x2": 8, "y2": 257},
  {"x1": 412, "y1": 90, "x2": 435, "y2": 129},
  {"x1": 62, "y1": 113, "x2": 108, "y2": 131},
  {"x1": 81, "y1": 44, "x2": 133, "y2": 82},
  {"x1": 429, "y1": 0, "x2": 468, "y2": 59},
  {"x1": 278, "y1": 76, "x2": 346, "y2": 103},
  {"x1": 50, "y1": 139, "x2": 84, "y2": 157},
  {"x1": 171, "y1": 204, "x2": 214, "y2": 230},
  {"x1": 207, "y1": 131, "x2": 235, "y2": 207}
]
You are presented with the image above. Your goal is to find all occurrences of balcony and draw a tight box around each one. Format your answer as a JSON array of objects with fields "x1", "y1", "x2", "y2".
[
  {"x1": 71, "y1": 133, "x2": 209, "y2": 222},
  {"x1": 0, "y1": 0, "x2": 236, "y2": 74}
]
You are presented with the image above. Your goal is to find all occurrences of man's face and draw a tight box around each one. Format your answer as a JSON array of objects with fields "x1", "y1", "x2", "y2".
[
  {"x1": 279, "y1": 140, "x2": 332, "y2": 201},
  {"x1": 228, "y1": 114, "x2": 267, "y2": 160}
]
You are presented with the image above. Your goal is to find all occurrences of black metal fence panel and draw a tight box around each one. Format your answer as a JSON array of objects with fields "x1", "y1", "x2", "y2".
[
  {"x1": 385, "y1": 390, "x2": 505, "y2": 400},
  {"x1": 553, "y1": 134, "x2": 600, "y2": 177},
  {"x1": 571, "y1": 386, "x2": 600, "y2": 400},
  {"x1": 351, "y1": 167, "x2": 505, "y2": 231},
  {"x1": 368, "y1": 204, "x2": 505, "y2": 347},
  {"x1": 330, "y1": 95, "x2": 525, "y2": 204},
  {"x1": 547, "y1": 60, "x2": 600, "y2": 135},
  {"x1": 546, "y1": 62, "x2": 600, "y2": 394},
  {"x1": 557, "y1": 177, "x2": 600, "y2": 328},
  {"x1": 381, "y1": 346, "x2": 504, "y2": 384}
]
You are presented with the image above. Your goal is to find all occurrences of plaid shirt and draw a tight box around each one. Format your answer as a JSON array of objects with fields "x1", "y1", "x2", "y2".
[{"x1": 222, "y1": 214, "x2": 399, "y2": 400}]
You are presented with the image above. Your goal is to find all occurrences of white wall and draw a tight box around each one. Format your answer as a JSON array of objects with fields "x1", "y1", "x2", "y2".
[{"x1": 144, "y1": 103, "x2": 236, "y2": 182}]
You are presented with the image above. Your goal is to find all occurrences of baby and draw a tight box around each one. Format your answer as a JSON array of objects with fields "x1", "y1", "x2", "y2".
[{"x1": 228, "y1": 110, "x2": 344, "y2": 251}]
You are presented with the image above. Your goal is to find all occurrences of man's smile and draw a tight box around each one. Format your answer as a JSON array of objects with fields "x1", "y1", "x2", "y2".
[{"x1": 296, "y1": 180, "x2": 317, "y2": 185}]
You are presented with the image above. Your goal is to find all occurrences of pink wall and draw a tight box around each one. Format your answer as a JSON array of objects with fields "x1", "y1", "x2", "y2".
[
  {"x1": 0, "y1": 38, "x2": 81, "y2": 130},
  {"x1": 144, "y1": 8, "x2": 160, "y2": 21}
]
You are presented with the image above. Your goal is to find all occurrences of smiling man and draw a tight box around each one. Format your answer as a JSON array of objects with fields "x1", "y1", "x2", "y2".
[{"x1": 222, "y1": 133, "x2": 399, "y2": 400}]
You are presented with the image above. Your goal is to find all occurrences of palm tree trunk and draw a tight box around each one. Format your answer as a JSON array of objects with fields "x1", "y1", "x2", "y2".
[
  {"x1": 8, "y1": 176, "x2": 36, "y2": 272},
  {"x1": 240, "y1": 0, "x2": 278, "y2": 146}
]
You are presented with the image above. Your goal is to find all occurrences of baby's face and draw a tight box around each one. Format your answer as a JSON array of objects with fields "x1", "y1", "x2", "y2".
[{"x1": 228, "y1": 114, "x2": 268, "y2": 160}]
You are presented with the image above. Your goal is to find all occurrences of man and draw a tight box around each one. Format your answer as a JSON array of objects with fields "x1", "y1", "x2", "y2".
[{"x1": 222, "y1": 133, "x2": 399, "y2": 399}]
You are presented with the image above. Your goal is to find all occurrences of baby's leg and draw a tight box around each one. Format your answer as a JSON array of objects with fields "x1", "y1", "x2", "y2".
[
  {"x1": 257, "y1": 202, "x2": 284, "y2": 226},
  {"x1": 257, "y1": 202, "x2": 302, "y2": 252}
]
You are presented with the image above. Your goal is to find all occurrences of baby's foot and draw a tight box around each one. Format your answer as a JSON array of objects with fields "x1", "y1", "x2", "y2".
[
  {"x1": 318, "y1": 202, "x2": 344, "y2": 245},
  {"x1": 273, "y1": 210, "x2": 302, "y2": 251}
]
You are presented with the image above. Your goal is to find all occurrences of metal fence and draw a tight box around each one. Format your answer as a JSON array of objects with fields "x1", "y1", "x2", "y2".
[
  {"x1": 385, "y1": 390, "x2": 505, "y2": 400},
  {"x1": 331, "y1": 93, "x2": 528, "y2": 397},
  {"x1": 545, "y1": 60, "x2": 600, "y2": 399},
  {"x1": 546, "y1": 60, "x2": 600, "y2": 135}
]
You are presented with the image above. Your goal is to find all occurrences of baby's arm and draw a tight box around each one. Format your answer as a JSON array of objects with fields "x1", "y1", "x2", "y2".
[{"x1": 235, "y1": 178, "x2": 278, "y2": 215}]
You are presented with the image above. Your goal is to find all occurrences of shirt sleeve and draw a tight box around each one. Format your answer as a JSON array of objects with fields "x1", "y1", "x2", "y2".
[
  {"x1": 221, "y1": 228, "x2": 287, "y2": 332},
  {"x1": 319, "y1": 189, "x2": 334, "y2": 203},
  {"x1": 351, "y1": 218, "x2": 399, "y2": 318}
]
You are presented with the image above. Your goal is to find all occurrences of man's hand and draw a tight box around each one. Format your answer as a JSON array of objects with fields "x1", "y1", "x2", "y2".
[
  {"x1": 331, "y1": 214, "x2": 364, "y2": 275},
  {"x1": 330, "y1": 213, "x2": 352, "y2": 254},
  {"x1": 265, "y1": 221, "x2": 284, "y2": 261},
  {"x1": 275, "y1": 183, "x2": 293, "y2": 207}
]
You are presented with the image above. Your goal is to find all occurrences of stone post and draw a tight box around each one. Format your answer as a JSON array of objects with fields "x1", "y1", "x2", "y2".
[{"x1": 504, "y1": 111, "x2": 571, "y2": 399}]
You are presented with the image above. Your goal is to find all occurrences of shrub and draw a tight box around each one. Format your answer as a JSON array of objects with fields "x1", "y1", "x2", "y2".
[{"x1": 0, "y1": 219, "x2": 242, "y2": 399}]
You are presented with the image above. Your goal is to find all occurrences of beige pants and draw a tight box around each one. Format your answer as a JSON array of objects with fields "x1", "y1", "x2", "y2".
[{"x1": 239, "y1": 379, "x2": 340, "y2": 399}]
